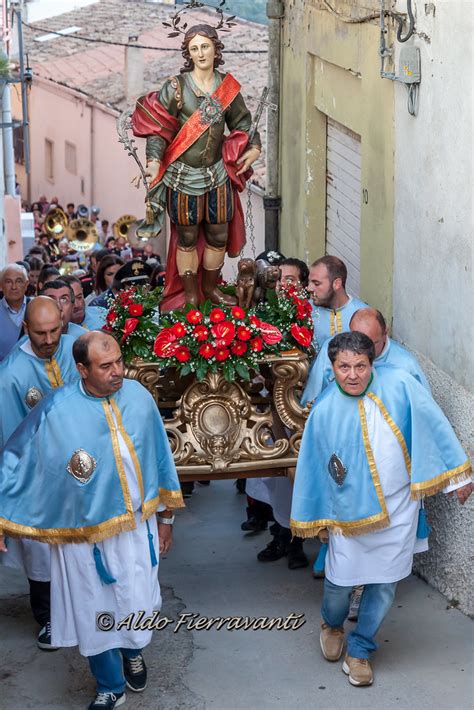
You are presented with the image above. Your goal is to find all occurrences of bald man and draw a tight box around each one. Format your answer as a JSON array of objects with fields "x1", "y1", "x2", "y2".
[
  {"x1": 0, "y1": 296, "x2": 79, "y2": 650},
  {"x1": 302, "y1": 307, "x2": 430, "y2": 405},
  {"x1": 0, "y1": 263, "x2": 30, "y2": 361}
]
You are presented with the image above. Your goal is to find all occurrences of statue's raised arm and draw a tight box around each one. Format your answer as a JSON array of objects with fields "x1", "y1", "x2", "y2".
[{"x1": 131, "y1": 24, "x2": 261, "y2": 311}]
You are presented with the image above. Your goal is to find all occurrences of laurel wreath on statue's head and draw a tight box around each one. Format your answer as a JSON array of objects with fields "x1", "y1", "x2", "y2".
[{"x1": 163, "y1": 0, "x2": 238, "y2": 37}]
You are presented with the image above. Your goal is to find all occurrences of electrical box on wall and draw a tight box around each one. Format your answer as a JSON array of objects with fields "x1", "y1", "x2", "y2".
[{"x1": 399, "y1": 46, "x2": 421, "y2": 84}]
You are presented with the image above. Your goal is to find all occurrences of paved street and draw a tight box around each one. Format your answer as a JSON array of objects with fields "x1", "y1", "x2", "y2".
[{"x1": 0, "y1": 480, "x2": 472, "y2": 710}]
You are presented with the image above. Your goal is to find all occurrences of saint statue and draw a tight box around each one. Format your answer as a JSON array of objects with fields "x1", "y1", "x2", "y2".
[{"x1": 131, "y1": 24, "x2": 262, "y2": 310}]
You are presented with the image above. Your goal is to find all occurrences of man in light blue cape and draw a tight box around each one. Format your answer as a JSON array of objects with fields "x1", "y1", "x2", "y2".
[
  {"x1": 307, "y1": 256, "x2": 366, "y2": 353},
  {"x1": 0, "y1": 296, "x2": 79, "y2": 650},
  {"x1": 0, "y1": 330, "x2": 184, "y2": 710},
  {"x1": 302, "y1": 308, "x2": 430, "y2": 405},
  {"x1": 291, "y1": 332, "x2": 471, "y2": 688}
]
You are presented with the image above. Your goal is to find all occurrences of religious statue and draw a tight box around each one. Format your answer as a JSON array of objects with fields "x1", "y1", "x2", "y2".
[{"x1": 131, "y1": 23, "x2": 262, "y2": 311}]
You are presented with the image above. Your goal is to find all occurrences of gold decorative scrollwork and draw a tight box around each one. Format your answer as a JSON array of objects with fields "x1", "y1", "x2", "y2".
[{"x1": 125, "y1": 352, "x2": 311, "y2": 477}]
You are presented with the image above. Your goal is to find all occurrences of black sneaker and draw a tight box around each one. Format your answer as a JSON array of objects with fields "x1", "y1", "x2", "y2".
[
  {"x1": 123, "y1": 653, "x2": 147, "y2": 692},
  {"x1": 37, "y1": 622, "x2": 59, "y2": 651},
  {"x1": 257, "y1": 538, "x2": 287, "y2": 562},
  {"x1": 287, "y1": 539, "x2": 309, "y2": 569},
  {"x1": 88, "y1": 692, "x2": 125, "y2": 709}
]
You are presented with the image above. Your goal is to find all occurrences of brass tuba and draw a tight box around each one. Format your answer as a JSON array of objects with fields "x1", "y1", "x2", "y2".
[
  {"x1": 113, "y1": 214, "x2": 137, "y2": 241},
  {"x1": 67, "y1": 218, "x2": 99, "y2": 252},
  {"x1": 44, "y1": 207, "x2": 69, "y2": 241}
]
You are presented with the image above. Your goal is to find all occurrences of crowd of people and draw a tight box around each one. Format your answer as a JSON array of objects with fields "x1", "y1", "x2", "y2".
[{"x1": 0, "y1": 244, "x2": 471, "y2": 708}]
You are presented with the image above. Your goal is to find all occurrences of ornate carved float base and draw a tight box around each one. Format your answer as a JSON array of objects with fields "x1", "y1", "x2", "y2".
[{"x1": 126, "y1": 351, "x2": 310, "y2": 481}]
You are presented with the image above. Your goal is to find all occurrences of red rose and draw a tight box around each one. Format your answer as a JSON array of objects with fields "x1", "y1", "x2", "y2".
[
  {"x1": 209, "y1": 308, "x2": 226, "y2": 324},
  {"x1": 199, "y1": 343, "x2": 215, "y2": 360},
  {"x1": 154, "y1": 328, "x2": 178, "y2": 357},
  {"x1": 236, "y1": 325, "x2": 252, "y2": 341},
  {"x1": 102, "y1": 324, "x2": 113, "y2": 332},
  {"x1": 194, "y1": 325, "x2": 209, "y2": 342},
  {"x1": 250, "y1": 337, "x2": 263, "y2": 352},
  {"x1": 211, "y1": 321, "x2": 235, "y2": 347},
  {"x1": 290, "y1": 323, "x2": 312, "y2": 347},
  {"x1": 231, "y1": 306, "x2": 246, "y2": 320},
  {"x1": 175, "y1": 345, "x2": 191, "y2": 363},
  {"x1": 259, "y1": 321, "x2": 283, "y2": 345},
  {"x1": 215, "y1": 347, "x2": 230, "y2": 362},
  {"x1": 231, "y1": 341, "x2": 247, "y2": 356},
  {"x1": 171, "y1": 322, "x2": 187, "y2": 338},
  {"x1": 186, "y1": 309, "x2": 203, "y2": 324},
  {"x1": 106, "y1": 310, "x2": 117, "y2": 324},
  {"x1": 121, "y1": 317, "x2": 139, "y2": 343},
  {"x1": 249, "y1": 315, "x2": 261, "y2": 327},
  {"x1": 128, "y1": 303, "x2": 144, "y2": 317}
]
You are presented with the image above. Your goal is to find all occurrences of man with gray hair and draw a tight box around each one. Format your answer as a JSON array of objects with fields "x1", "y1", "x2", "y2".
[
  {"x1": 0, "y1": 263, "x2": 30, "y2": 361},
  {"x1": 291, "y1": 332, "x2": 471, "y2": 687},
  {"x1": 302, "y1": 307, "x2": 430, "y2": 405}
]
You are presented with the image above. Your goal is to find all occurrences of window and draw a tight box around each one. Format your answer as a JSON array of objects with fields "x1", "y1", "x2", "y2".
[
  {"x1": 65, "y1": 141, "x2": 77, "y2": 174},
  {"x1": 13, "y1": 124, "x2": 24, "y2": 165},
  {"x1": 45, "y1": 139, "x2": 54, "y2": 181}
]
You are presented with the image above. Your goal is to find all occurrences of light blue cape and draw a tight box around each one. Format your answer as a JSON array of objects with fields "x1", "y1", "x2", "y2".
[
  {"x1": 0, "y1": 335, "x2": 79, "y2": 448},
  {"x1": 0, "y1": 379, "x2": 184, "y2": 543},
  {"x1": 291, "y1": 366, "x2": 470, "y2": 538},
  {"x1": 311, "y1": 296, "x2": 367, "y2": 352}
]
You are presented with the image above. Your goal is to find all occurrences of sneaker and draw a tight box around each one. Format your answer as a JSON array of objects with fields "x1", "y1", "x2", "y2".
[
  {"x1": 88, "y1": 691, "x2": 126, "y2": 709},
  {"x1": 37, "y1": 622, "x2": 59, "y2": 651},
  {"x1": 123, "y1": 653, "x2": 147, "y2": 692},
  {"x1": 257, "y1": 537, "x2": 287, "y2": 562},
  {"x1": 348, "y1": 585, "x2": 364, "y2": 622},
  {"x1": 320, "y1": 622, "x2": 344, "y2": 661},
  {"x1": 180, "y1": 482, "x2": 194, "y2": 498},
  {"x1": 342, "y1": 654, "x2": 373, "y2": 686},
  {"x1": 241, "y1": 507, "x2": 268, "y2": 532}
]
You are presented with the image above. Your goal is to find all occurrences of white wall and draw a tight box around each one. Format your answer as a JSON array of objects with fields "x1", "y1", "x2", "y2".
[
  {"x1": 392, "y1": 0, "x2": 473, "y2": 616},
  {"x1": 392, "y1": 0, "x2": 474, "y2": 391}
]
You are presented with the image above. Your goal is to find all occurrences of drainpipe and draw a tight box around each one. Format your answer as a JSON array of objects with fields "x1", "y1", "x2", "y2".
[{"x1": 265, "y1": 0, "x2": 284, "y2": 252}]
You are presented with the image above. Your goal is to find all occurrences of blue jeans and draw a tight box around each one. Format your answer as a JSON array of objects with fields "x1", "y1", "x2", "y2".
[
  {"x1": 88, "y1": 648, "x2": 142, "y2": 694},
  {"x1": 321, "y1": 578, "x2": 397, "y2": 659}
]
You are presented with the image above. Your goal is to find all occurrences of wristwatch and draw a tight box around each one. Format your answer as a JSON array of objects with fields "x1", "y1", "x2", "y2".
[{"x1": 157, "y1": 515, "x2": 175, "y2": 525}]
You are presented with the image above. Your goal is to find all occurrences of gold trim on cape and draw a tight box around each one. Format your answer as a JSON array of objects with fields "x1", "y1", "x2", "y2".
[
  {"x1": 44, "y1": 357, "x2": 64, "y2": 388},
  {"x1": 290, "y1": 400, "x2": 390, "y2": 539},
  {"x1": 367, "y1": 392, "x2": 411, "y2": 473},
  {"x1": 0, "y1": 512, "x2": 136, "y2": 544},
  {"x1": 410, "y1": 461, "x2": 472, "y2": 499},
  {"x1": 336, "y1": 309, "x2": 342, "y2": 333},
  {"x1": 101, "y1": 399, "x2": 135, "y2": 518},
  {"x1": 109, "y1": 399, "x2": 146, "y2": 506}
]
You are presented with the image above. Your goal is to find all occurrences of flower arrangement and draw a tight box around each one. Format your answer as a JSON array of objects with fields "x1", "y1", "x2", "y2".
[
  {"x1": 155, "y1": 302, "x2": 284, "y2": 381},
  {"x1": 103, "y1": 284, "x2": 314, "y2": 381},
  {"x1": 252, "y1": 284, "x2": 314, "y2": 352},
  {"x1": 103, "y1": 286, "x2": 162, "y2": 362}
]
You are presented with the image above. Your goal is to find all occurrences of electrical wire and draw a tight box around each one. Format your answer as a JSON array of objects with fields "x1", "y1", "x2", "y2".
[
  {"x1": 322, "y1": 0, "x2": 415, "y2": 42},
  {"x1": 407, "y1": 83, "x2": 418, "y2": 116},
  {"x1": 20, "y1": 20, "x2": 268, "y2": 53}
]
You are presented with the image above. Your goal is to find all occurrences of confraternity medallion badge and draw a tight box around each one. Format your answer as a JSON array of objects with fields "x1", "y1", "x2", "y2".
[
  {"x1": 66, "y1": 449, "x2": 97, "y2": 484},
  {"x1": 24, "y1": 386, "x2": 44, "y2": 409},
  {"x1": 328, "y1": 453, "x2": 347, "y2": 486}
]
